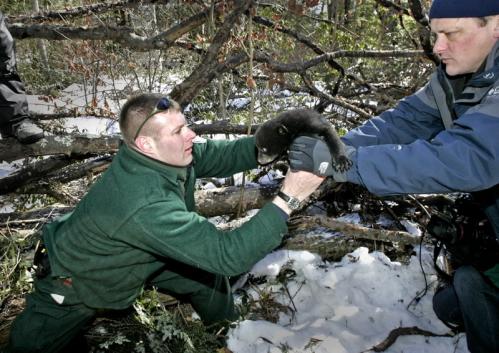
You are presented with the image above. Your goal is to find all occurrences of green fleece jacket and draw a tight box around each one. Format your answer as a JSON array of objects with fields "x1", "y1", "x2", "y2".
[{"x1": 43, "y1": 136, "x2": 287, "y2": 309}]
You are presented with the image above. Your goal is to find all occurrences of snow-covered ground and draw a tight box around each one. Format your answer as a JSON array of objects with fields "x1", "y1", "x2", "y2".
[{"x1": 227, "y1": 246, "x2": 468, "y2": 353}]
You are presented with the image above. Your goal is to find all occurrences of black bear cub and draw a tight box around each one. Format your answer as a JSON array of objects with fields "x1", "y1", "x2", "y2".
[{"x1": 254, "y1": 109, "x2": 352, "y2": 172}]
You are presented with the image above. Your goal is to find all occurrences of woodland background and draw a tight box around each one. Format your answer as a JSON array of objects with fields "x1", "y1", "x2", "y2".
[{"x1": 0, "y1": 1, "x2": 446, "y2": 352}]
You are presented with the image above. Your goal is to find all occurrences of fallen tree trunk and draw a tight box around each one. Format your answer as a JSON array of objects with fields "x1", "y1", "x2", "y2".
[
  {"x1": 1, "y1": 156, "x2": 112, "y2": 196},
  {"x1": 283, "y1": 216, "x2": 419, "y2": 262},
  {"x1": 217, "y1": 213, "x2": 420, "y2": 262},
  {"x1": 0, "y1": 156, "x2": 75, "y2": 195},
  {"x1": 0, "y1": 183, "x2": 280, "y2": 225},
  {"x1": 288, "y1": 215, "x2": 419, "y2": 245},
  {"x1": 1, "y1": 177, "x2": 421, "y2": 265},
  {"x1": 0, "y1": 123, "x2": 258, "y2": 162},
  {"x1": 0, "y1": 205, "x2": 73, "y2": 226},
  {"x1": 283, "y1": 232, "x2": 393, "y2": 263},
  {"x1": 0, "y1": 135, "x2": 120, "y2": 163},
  {"x1": 195, "y1": 184, "x2": 279, "y2": 217}
]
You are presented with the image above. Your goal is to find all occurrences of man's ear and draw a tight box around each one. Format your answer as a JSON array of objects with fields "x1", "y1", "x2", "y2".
[
  {"x1": 277, "y1": 124, "x2": 289, "y2": 136},
  {"x1": 493, "y1": 15, "x2": 499, "y2": 39},
  {"x1": 134, "y1": 135, "x2": 155, "y2": 154}
]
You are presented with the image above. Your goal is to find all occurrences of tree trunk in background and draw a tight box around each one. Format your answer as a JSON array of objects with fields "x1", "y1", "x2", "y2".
[
  {"x1": 327, "y1": 0, "x2": 338, "y2": 39},
  {"x1": 344, "y1": 0, "x2": 357, "y2": 25},
  {"x1": 31, "y1": 0, "x2": 50, "y2": 69}
]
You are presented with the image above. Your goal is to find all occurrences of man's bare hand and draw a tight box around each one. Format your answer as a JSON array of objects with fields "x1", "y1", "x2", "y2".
[{"x1": 272, "y1": 170, "x2": 324, "y2": 215}]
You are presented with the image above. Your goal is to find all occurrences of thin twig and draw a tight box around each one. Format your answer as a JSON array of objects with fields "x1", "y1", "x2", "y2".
[{"x1": 361, "y1": 326, "x2": 454, "y2": 352}]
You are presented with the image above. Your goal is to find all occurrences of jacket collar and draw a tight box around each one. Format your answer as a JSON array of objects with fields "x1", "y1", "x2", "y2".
[
  {"x1": 437, "y1": 40, "x2": 499, "y2": 105},
  {"x1": 467, "y1": 40, "x2": 499, "y2": 87}
]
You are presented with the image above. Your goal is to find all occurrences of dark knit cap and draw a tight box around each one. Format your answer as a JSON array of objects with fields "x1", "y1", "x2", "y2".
[{"x1": 429, "y1": 0, "x2": 499, "y2": 19}]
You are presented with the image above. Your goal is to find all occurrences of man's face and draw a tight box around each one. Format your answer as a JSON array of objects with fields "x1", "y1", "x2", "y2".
[
  {"x1": 147, "y1": 111, "x2": 197, "y2": 167},
  {"x1": 431, "y1": 17, "x2": 499, "y2": 76}
]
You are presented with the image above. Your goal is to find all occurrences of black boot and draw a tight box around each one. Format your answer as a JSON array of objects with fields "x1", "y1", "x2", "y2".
[{"x1": 1, "y1": 118, "x2": 44, "y2": 144}]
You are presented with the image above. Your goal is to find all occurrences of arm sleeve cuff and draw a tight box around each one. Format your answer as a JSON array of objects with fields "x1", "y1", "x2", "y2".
[{"x1": 276, "y1": 207, "x2": 290, "y2": 221}]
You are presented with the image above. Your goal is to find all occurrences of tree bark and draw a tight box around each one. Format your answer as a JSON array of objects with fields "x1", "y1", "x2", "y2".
[
  {"x1": 8, "y1": 0, "x2": 174, "y2": 22},
  {"x1": 367, "y1": 326, "x2": 453, "y2": 352},
  {"x1": 0, "y1": 135, "x2": 121, "y2": 163},
  {"x1": 195, "y1": 183, "x2": 279, "y2": 217},
  {"x1": 170, "y1": 0, "x2": 254, "y2": 107},
  {"x1": 0, "y1": 156, "x2": 112, "y2": 196},
  {"x1": 0, "y1": 123, "x2": 260, "y2": 163},
  {"x1": 288, "y1": 215, "x2": 420, "y2": 246},
  {"x1": 31, "y1": 0, "x2": 50, "y2": 69},
  {"x1": 407, "y1": 0, "x2": 437, "y2": 63},
  {"x1": 8, "y1": 7, "x2": 211, "y2": 52},
  {"x1": 0, "y1": 156, "x2": 73, "y2": 195},
  {"x1": 252, "y1": 49, "x2": 425, "y2": 73}
]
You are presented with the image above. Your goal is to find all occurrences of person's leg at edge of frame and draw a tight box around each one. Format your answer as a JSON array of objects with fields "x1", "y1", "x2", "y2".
[
  {"x1": 0, "y1": 11, "x2": 44, "y2": 143},
  {"x1": 432, "y1": 282, "x2": 465, "y2": 330},
  {"x1": 452, "y1": 265, "x2": 499, "y2": 353},
  {"x1": 6, "y1": 286, "x2": 95, "y2": 353}
]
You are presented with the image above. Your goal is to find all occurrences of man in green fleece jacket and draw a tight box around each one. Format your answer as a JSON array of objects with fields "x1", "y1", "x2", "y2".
[{"x1": 6, "y1": 93, "x2": 324, "y2": 353}]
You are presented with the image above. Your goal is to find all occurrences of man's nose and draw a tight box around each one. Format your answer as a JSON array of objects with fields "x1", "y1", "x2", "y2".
[
  {"x1": 433, "y1": 35, "x2": 447, "y2": 56},
  {"x1": 186, "y1": 126, "x2": 196, "y2": 140}
]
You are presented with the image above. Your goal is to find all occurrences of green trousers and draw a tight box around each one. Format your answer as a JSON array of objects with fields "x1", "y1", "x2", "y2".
[
  {"x1": 7, "y1": 265, "x2": 237, "y2": 353},
  {"x1": 6, "y1": 276, "x2": 95, "y2": 353}
]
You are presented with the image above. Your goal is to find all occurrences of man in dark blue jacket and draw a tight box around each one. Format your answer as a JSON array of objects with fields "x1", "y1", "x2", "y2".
[{"x1": 290, "y1": 1, "x2": 499, "y2": 353}]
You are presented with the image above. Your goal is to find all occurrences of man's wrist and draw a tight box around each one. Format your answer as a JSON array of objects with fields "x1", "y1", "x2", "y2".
[
  {"x1": 276, "y1": 191, "x2": 301, "y2": 210},
  {"x1": 272, "y1": 196, "x2": 293, "y2": 215}
]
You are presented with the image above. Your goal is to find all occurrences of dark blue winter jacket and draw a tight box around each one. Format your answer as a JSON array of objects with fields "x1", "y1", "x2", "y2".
[{"x1": 342, "y1": 41, "x2": 499, "y2": 286}]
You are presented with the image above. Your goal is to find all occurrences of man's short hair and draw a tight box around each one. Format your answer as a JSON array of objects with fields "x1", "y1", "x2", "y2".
[
  {"x1": 477, "y1": 16, "x2": 496, "y2": 27},
  {"x1": 119, "y1": 93, "x2": 181, "y2": 146}
]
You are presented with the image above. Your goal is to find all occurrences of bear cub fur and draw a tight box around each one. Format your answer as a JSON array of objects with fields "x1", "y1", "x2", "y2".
[{"x1": 255, "y1": 109, "x2": 352, "y2": 172}]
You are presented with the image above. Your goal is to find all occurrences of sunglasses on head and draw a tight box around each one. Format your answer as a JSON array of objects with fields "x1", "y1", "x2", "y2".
[{"x1": 134, "y1": 97, "x2": 172, "y2": 140}]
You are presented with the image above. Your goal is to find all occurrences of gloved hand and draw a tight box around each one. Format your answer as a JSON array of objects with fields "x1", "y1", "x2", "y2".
[{"x1": 289, "y1": 135, "x2": 355, "y2": 182}]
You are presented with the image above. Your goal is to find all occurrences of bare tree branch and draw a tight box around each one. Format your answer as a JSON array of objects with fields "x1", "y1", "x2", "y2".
[
  {"x1": 252, "y1": 15, "x2": 345, "y2": 76},
  {"x1": 31, "y1": 111, "x2": 115, "y2": 121},
  {"x1": 407, "y1": 0, "x2": 437, "y2": 63},
  {"x1": 252, "y1": 49, "x2": 426, "y2": 73},
  {"x1": 363, "y1": 326, "x2": 453, "y2": 353},
  {"x1": 301, "y1": 72, "x2": 371, "y2": 119},
  {"x1": 206, "y1": 48, "x2": 426, "y2": 96},
  {"x1": 7, "y1": 0, "x2": 174, "y2": 22},
  {"x1": 170, "y1": 0, "x2": 254, "y2": 106},
  {"x1": 407, "y1": 0, "x2": 429, "y2": 27},
  {"x1": 374, "y1": 0, "x2": 411, "y2": 16},
  {"x1": 203, "y1": 48, "x2": 427, "y2": 113},
  {"x1": 8, "y1": 8, "x2": 210, "y2": 52}
]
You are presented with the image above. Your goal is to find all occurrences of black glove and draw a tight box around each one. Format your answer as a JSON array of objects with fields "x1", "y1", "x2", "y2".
[{"x1": 289, "y1": 136, "x2": 355, "y2": 181}]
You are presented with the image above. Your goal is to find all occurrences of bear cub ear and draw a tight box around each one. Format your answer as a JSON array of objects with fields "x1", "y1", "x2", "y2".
[{"x1": 277, "y1": 124, "x2": 289, "y2": 136}]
